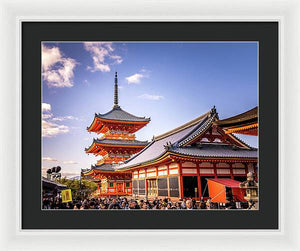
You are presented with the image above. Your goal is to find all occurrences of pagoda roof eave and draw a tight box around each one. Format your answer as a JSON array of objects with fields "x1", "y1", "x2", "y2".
[
  {"x1": 85, "y1": 139, "x2": 149, "y2": 155},
  {"x1": 87, "y1": 114, "x2": 104, "y2": 132},
  {"x1": 85, "y1": 141, "x2": 97, "y2": 153},
  {"x1": 95, "y1": 106, "x2": 150, "y2": 123},
  {"x1": 81, "y1": 169, "x2": 94, "y2": 176},
  {"x1": 95, "y1": 116, "x2": 150, "y2": 125},
  {"x1": 94, "y1": 138, "x2": 149, "y2": 147}
]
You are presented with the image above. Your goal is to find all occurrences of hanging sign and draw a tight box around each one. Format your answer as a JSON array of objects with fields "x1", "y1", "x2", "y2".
[{"x1": 61, "y1": 189, "x2": 72, "y2": 203}]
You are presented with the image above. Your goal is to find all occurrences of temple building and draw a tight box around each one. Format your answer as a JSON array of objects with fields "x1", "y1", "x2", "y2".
[
  {"x1": 82, "y1": 73, "x2": 258, "y2": 201},
  {"x1": 117, "y1": 107, "x2": 258, "y2": 200},
  {"x1": 82, "y1": 72, "x2": 150, "y2": 197}
]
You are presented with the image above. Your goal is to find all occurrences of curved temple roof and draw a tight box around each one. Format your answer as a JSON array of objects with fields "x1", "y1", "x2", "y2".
[
  {"x1": 86, "y1": 72, "x2": 150, "y2": 133},
  {"x1": 215, "y1": 106, "x2": 258, "y2": 128},
  {"x1": 85, "y1": 138, "x2": 149, "y2": 153},
  {"x1": 169, "y1": 144, "x2": 257, "y2": 159},
  {"x1": 117, "y1": 107, "x2": 257, "y2": 170},
  {"x1": 94, "y1": 138, "x2": 149, "y2": 146},
  {"x1": 92, "y1": 163, "x2": 116, "y2": 171},
  {"x1": 95, "y1": 106, "x2": 151, "y2": 123}
]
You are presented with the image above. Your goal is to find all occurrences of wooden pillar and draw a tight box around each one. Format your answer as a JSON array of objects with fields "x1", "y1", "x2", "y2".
[
  {"x1": 229, "y1": 163, "x2": 234, "y2": 179},
  {"x1": 167, "y1": 164, "x2": 170, "y2": 198},
  {"x1": 245, "y1": 162, "x2": 249, "y2": 174},
  {"x1": 196, "y1": 163, "x2": 201, "y2": 200},
  {"x1": 213, "y1": 162, "x2": 217, "y2": 178},
  {"x1": 254, "y1": 162, "x2": 258, "y2": 180},
  {"x1": 155, "y1": 166, "x2": 158, "y2": 197},
  {"x1": 178, "y1": 162, "x2": 184, "y2": 199},
  {"x1": 145, "y1": 172, "x2": 148, "y2": 198}
]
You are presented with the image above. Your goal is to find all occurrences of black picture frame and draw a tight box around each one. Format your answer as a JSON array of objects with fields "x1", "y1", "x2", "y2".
[{"x1": 22, "y1": 22, "x2": 278, "y2": 229}]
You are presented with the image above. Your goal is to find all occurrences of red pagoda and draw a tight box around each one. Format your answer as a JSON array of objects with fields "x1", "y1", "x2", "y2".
[{"x1": 83, "y1": 72, "x2": 150, "y2": 197}]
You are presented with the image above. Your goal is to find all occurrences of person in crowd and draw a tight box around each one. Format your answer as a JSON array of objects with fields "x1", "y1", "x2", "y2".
[
  {"x1": 141, "y1": 203, "x2": 148, "y2": 210},
  {"x1": 192, "y1": 199, "x2": 197, "y2": 209},
  {"x1": 181, "y1": 199, "x2": 187, "y2": 209},
  {"x1": 128, "y1": 200, "x2": 139, "y2": 209},
  {"x1": 73, "y1": 203, "x2": 81, "y2": 210},
  {"x1": 42, "y1": 195, "x2": 244, "y2": 210},
  {"x1": 199, "y1": 199, "x2": 206, "y2": 209},
  {"x1": 89, "y1": 201, "x2": 95, "y2": 209},
  {"x1": 206, "y1": 197, "x2": 212, "y2": 209},
  {"x1": 108, "y1": 198, "x2": 121, "y2": 209},
  {"x1": 186, "y1": 199, "x2": 193, "y2": 210},
  {"x1": 121, "y1": 201, "x2": 128, "y2": 209},
  {"x1": 166, "y1": 202, "x2": 172, "y2": 210}
]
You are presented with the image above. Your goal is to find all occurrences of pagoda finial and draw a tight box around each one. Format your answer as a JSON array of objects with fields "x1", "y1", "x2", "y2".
[{"x1": 113, "y1": 72, "x2": 120, "y2": 108}]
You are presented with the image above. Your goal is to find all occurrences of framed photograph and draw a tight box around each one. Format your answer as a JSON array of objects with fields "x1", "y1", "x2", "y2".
[
  {"x1": 1, "y1": 0, "x2": 299, "y2": 250},
  {"x1": 23, "y1": 22, "x2": 276, "y2": 229}
]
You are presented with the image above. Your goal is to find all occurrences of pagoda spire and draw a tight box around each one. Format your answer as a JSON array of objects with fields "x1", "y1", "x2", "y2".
[{"x1": 114, "y1": 72, "x2": 120, "y2": 108}]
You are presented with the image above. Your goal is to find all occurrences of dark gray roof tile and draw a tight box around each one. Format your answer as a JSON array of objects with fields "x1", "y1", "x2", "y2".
[
  {"x1": 94, "y1": 138, "x2": 148, "y2": 146},
  {"x1": 92, "y1": 164, "x2": 116, "y2": 171},
  {"x1": 170, "y1": 144, "x2": 257, "y2": 158},
  {"x1": 177, "y1": 113, "x2": 216, "y2": 147},
  {"x1": 96, "y1": 106, "x2": 150, "y2": 122},
  {"x1": 118, "y1": 118, "x2": 203, "y2": 169},
  {"x1": 117, "y1": 108, "x2": 257, "y2": 170}
]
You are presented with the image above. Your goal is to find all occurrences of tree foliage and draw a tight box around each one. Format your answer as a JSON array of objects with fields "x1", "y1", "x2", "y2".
[{"x1": 59, "y1": 177, "x2": 98, "y2": 200}]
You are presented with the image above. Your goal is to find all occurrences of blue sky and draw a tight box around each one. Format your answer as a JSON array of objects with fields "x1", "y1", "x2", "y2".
[{"x1": 42, "y1": 42, "x2": 258, "y2": 177}]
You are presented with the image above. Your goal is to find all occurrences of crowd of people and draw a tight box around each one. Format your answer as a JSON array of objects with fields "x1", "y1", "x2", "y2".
[{"x1": 43, "y1": 196, "x2": 247, "y2": 210}]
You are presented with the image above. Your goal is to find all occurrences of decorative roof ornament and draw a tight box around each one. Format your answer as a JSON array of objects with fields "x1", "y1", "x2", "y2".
[
  {"x1": 209, "y1": 105, "x2": 219, "y2": 119},
  {"x1": 210, "y1": 105, "x2": 216, "y2": 115},
  {"x1": 163, "y1": 141, "x2": 173, "y2": 150},
  {"x1": 113, "y1": 72, "x2": 120, "y2": 109}
]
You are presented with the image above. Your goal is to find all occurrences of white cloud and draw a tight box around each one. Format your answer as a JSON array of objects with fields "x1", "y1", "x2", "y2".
[
  {"x1": 42, "y1": 44, "x2": 77, "y2": 88},
  {"x1": 83, "y1": 42, "x2": 123, "y2": 72},
  {"x1": 42, "y1": 119, "x2": 69, "y2": 137},
  {"x1": 42, "y1": 46, "x2": 62, "y2": 71},
  {"x1": 42, "y1": 103, "x2": 51, "y2": 112},
  {"x1": 110, "y1": 55, "x2": 123, "y2": 64},
  {"x1": 42, "y1": 103, "x2": 53, "y2": 119},
  {"x1": 52, "y1": 116, "x2": 78, "y2": 121},
  {"x1": 138, "y1": 94, "x2": 164, "y2": 100},
  {"x1": 42, "y1": 157, "x2": 58, "y2": 162},
  {"x1": 42, "y1": 113, "x2": 53, "y2": 119},
  {"x1": 61, "y1": 171, "x2": 81, "y2": 178},
  {"x1": 62, "y1": 160, "x2": 78, "y2": 165},
  {"x1": 125, "y1": 69, "x2": 149, "y2": 84},
  {"x1": 126, "y1": 73, "x2": 144, "y2": 84},
  {"x1": 41, "y1": 102, "x2": 76, "y2": 137}
]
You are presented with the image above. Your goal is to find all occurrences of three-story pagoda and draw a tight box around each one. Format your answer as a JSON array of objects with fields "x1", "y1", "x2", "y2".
[{"x1": 83, "y1": 72, "x2": 150, "y2": 197}]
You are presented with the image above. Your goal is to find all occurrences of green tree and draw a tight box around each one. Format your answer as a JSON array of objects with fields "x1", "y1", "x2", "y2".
[{"x1": 59, "y1": 177, "x2": 97, "y2": 200}]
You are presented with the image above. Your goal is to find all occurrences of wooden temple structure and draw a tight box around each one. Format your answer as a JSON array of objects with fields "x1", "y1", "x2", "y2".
[
  {"x1": 82, "y1": 73, "x2": 258, "y2": 201},
  {"x1": 82, "y1": 72, "x2": 150, "y2": 197},
  {"x1": 214, "y1": 107, "x2": 258, "y2": 136},
  {"x1": 117, "y1": 106, "x2": 258, "y2": 201}
]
